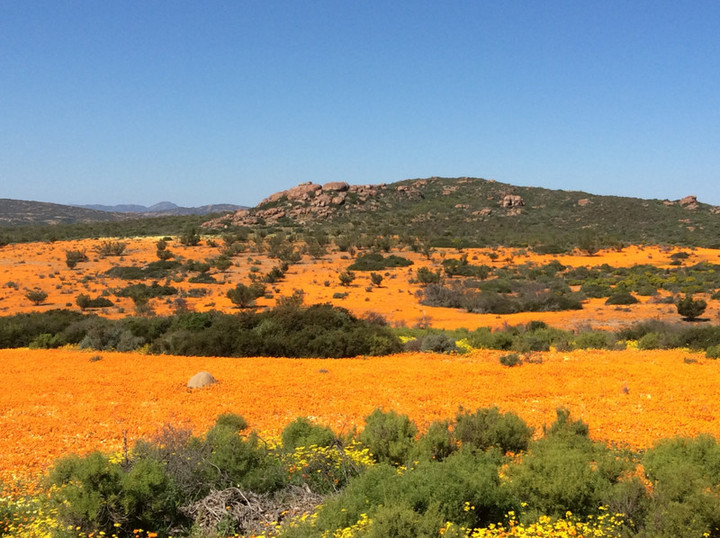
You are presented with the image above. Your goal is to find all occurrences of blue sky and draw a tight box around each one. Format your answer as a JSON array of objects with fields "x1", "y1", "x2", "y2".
[{"x1": 1, "y1": 1, "x2": 719, "y2": 207}]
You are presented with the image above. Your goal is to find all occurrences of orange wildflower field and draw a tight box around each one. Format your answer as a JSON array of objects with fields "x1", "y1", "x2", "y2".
[
  {"x1": 2, "y1": 238, "x2": 720, "y2": 492},
  {"x1": 1, "y1": 237, "x2": 719, "y2": 329},
  {"x1": 1, "y1": 346, "x2": 719, "y2": 490}
]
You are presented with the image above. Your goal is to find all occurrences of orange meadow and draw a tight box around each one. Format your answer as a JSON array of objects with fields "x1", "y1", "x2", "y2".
[
  {"x1": 2, "y1": 347, "x2": 719, "y2": 491},
  {"x1": 1, "y1": 238, "x2": 719, "y2": 330}
]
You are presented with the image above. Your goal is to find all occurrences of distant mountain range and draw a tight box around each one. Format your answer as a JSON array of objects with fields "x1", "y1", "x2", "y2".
[
  {"x1": 78, "y1": 202, "x2": 246, "y2": 216},
  {"x1": 0, "y1": 198, "x2": 245, "y2": 227}
]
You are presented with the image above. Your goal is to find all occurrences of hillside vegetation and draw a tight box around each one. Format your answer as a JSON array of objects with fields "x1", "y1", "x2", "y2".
[{"x1": 208, "y1": 177, "x2": 720, "y2": 249}]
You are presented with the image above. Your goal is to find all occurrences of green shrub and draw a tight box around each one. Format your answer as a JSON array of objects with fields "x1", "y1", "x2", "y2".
[
  {"x1": 413, "y1": 420, "x2": 456, "y2": 462},
  {"x1": 707, "y1": 344, "x2": 720, "y2": 359},
  {"x1": 204, "y1": 419, "x2": 284, "y2": 493},
  {"x1": 311, "y1": 451, "x2": 512, "y2": 535},
  {"x1": 544, "y1": 408, "x2": 590, "y2": 440},
  {"x1": 454, "y1": 407, "x2": 533, "y2": 454},
  {"x1": 28, "y1": 332, "x2": 65, "y2": 349},
  {"x1": 499, "y1": 353, "x2": 522, "y2": 367},
  {"x1": 579, "y1": 282, "x2": 612, "y2": 298},
  {"x1": 65, "y1": 249, "x2": 88, "y2": 269},
  {"x1": 25, "y1": 288, "x2": 47, "y2": 305},
  {"x1": 226, "y1": 282, "x2": 265, "y2": 308},
  {"x1": 338, "y1": 271, "x2": 355, "y2": 286},
  {"x1": 416, "y1": 267, "x2": 442, "y2": 285},
  {"x1": 76, "y1": 294, "x2": 114, "y2": 310},
  {"x1": 47, "y1": 451, "x2": 183, "y2": 535},
  {"x1": 95, "y1": 240, "x2": 126, "y2": 257},
  {"x1": 420, "y1": 333, "x2": 458, "y2": 353},
  {"x1": 508, "y1": 436, "x2": 626, "y2": 522},
  {"x1": 642, "y1": 435, "x2": 720, "y2": 536},
  {"x1": 637, "y1": 332, "x2": 661, "y2": 350},
  {"x1": 677, "y1": 294, "x2": 707, "y2": 321},
  {"x1": 281, "y1": 417, "x2": 336, "y2": 450},
  {"x1": 574, "y1": 331, "x2": 615, "y2": 350},
  {"x1": 605, "y1": 291, "x2": 639, "y2": 305},
  {"x1": 359, "y1": 409, "x2": 418, "y2": 466},
  {"x1": 348, "y1": 253, "x2": 413, "y2": 271}
]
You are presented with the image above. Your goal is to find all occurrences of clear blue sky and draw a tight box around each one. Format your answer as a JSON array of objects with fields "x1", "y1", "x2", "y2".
[{"x1": 2, "y1": 1, "x2": 719, "y2": 207}]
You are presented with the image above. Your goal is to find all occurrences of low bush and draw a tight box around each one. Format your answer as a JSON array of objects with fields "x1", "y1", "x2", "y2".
[
  {"x1": 574, "y1": 331, "x2": 615, "y2": 350},
  {"x1": 76, "y1": 294, "x2": 114, "y2": 310},
  {"x1": 420, "y1": 333, "x2": 458, "y2": 353},
  {"x1": 454, "y1": 407, "x2": 533, "y2": 454},
  {"x1": 605, "y1": 292, "x2": 639, "y2": 305},
  {"x1": 499, "y1": 352, "x2": 522, "y2": 367},
  {"x1": 359, "y1": 409, "x2": 417, "y2": 466},
  {"x1": 348, "y1": 253, "x2": 413, "y2": 271},
  {"x1": 677, "y1": 294, "x2": 707, "y2": 321},
  {"x1": 281, "y1": 417, "x2": 336, "y2": 450}
]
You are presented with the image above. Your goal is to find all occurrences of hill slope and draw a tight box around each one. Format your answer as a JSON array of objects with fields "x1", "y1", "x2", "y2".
[
  {"x1": 0, "y1": 199, "x2": 124, "y2": 226},
  {"x1": 205, "y1": 177, "x2": 720, "y2": 248}
]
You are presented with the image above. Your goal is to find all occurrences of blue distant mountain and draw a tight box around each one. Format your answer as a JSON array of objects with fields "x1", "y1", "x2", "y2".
[{"x1": 79, "y1": 202, "x2": 246, "y2": 216}]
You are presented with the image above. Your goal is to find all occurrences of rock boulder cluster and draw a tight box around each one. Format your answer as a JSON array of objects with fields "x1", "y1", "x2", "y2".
[{"x1": 203, "y1": 180, "x2": 400, "y2": 227}]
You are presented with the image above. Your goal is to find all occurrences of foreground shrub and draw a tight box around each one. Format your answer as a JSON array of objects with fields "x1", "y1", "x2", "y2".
[
  {"x1": 509, "y1": 412, "x2": 631, "y2": 522},
  {"x1": 47, "y1": 451, "x2": 183, "y2": 536},
  {"x1": 642, "y1": 435, "x2": 720, "y2": 536},
  {"x1": 281, "y1": 417, "x2": 336, "y2": 450},
  {"x1": 454, "y1": 407, "x2": 533, "y2": 454},
  {"x1": 359, "y1": 409, "x2": 417, "y2": 466},
  {"x1": 307, "y1": 450, "x2": 512, "y2": 535}
]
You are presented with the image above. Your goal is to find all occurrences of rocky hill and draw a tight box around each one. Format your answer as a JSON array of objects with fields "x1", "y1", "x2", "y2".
[{"x1": 203, "y1": 177, "x2": 720, "y2": 249}]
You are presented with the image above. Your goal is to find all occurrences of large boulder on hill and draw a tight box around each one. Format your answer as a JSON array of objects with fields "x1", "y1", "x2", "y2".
[
  {"x1": 286, "y1": 182, "x2": 322, "y2": 201},
  {"x1": 679, "y1": 195, "x2": 699, "y2": 210},
  {"x1": 322, "y1": 181, "x2": 349, "y2": 192},
  {"x1": 188, "y1": 371, "x2": 217, "y2": 389},
  {"x1": 500, "y1": 194, "x2": 524, "y2": 208}
]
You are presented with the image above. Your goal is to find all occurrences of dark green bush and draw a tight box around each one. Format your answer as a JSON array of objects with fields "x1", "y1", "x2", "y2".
[
  {"x1": 416, "y1": 267, "x2": 442, "y2": 285},
  {"x1": 106, "y1": 260, "x2": 181, "y2": 280},
  {"x1": 76, "y1": 294, "x2": 114, "y2": 310},
  {"x1": 281, "y1": 417, "x2": 336, "y2": 450},
  {"x1": 420, "y1": 333, "x2": 458, "y2": 353},
  {"x1": 677, "y1": 294, "x2": 707, "y2": 321},
  {"x1": 637, "y1": 332, "x2": 661, "y2": 350},
  {"x1": 47, "y1": 451, "x2": 183, "y2": 536},
  {"x1": 454, "y1": 407, "x2": 533, "y2": 454},
  {"x1": 226, "y1": 283, "x2": 265, "y2": 308},
  {"x1": 114, "y1": 283, "x2": 177, "y2": 302},
  {"x1": 359, "y1": 409, "x2": 418, "y2": 466},
  {"x1": 348, "y1": 253, "x2": 413, "y2": 271},
  {"x1": 499, "y1": 353, "x2": 522, "y2": 367},
  {"x1": 204, "y1": 417, "x2": 285, "y2": 493},
  {"x1": 642, "y1": 435, "x2": 720, "y2": 536},
  {"x1": 310, "y1": 450, "x2": 512, "y2": 535},
  {"x1": 605, "y1": 291, "x2": 639, "y2": 305},
  {"x1": 413, "y1": 420, "x2": 456, "y2": 462},
  {"x1": 574, "y1": 331, "x2": 615, "y2": 350},
  {"x1": 0, "y1": 310, "x2": 87, "y2": 348},
  {"x1": 706, "y1": 344, "x2": 720, "y2": 359}
]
